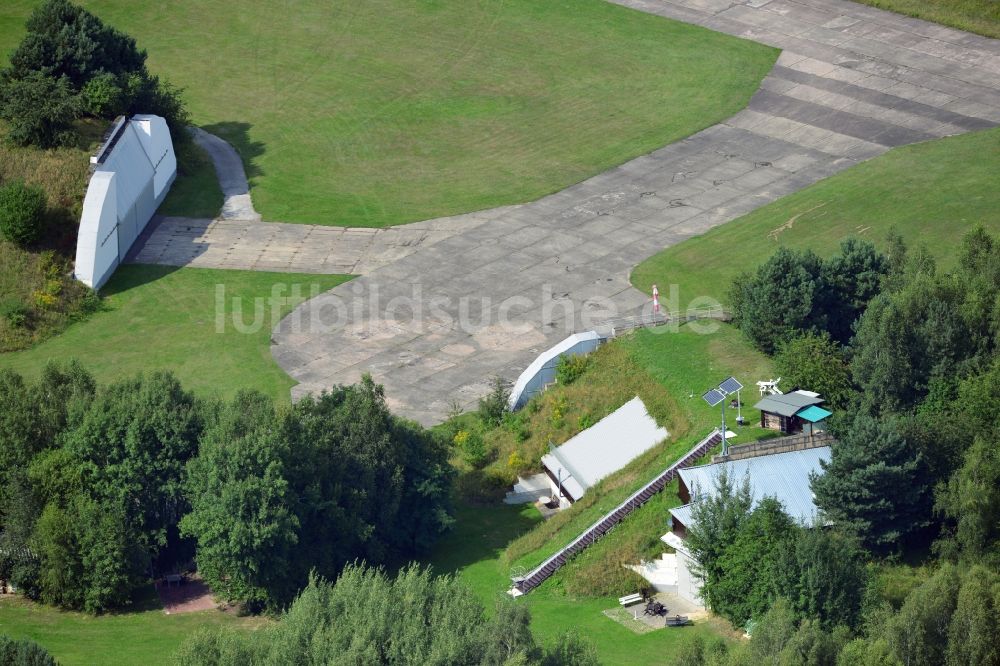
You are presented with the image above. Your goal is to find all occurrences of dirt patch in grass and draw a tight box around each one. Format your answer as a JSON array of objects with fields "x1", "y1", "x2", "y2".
[
  {"x1": 157, "y1": 577, "x2": 217, "y2": 615},
  {"x1": 602, "y1": 607, "x2": 657, "y2": 634}
]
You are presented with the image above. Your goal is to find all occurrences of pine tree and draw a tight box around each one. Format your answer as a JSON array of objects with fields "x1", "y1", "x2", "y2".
[{"x1": 811, "y1": 415, "x2": 931, "y2": 554}]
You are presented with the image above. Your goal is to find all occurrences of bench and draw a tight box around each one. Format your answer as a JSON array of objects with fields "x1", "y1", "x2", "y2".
[
  {"x1": 164, "y1": 574, "x2": 183, "y2": 586},
  {"x1": 618, "y1": 593, "x2": 643, "y2": 606}
]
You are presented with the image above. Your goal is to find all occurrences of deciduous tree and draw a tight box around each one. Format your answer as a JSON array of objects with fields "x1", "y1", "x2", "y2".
[
  {"x1": 174, "y1": 565, "x2": 550, "y2": 665},
  {"x1": 946, "y1": 566, "x2": 1000, "y2": 666},
  {"x1": 885, "y1": 564, "x2": 960, "y2": 666},
  {"x1": 777, "y1": 527, "x2": 866, "y2": 630},
  {"x1": 712, "y1": 497, "x2": 798, "y2": 625},
  {"x1": 180, "y1": 391, "x2": 297, "y2": 611},
  {"x1": 774, "y1": 333, "x2": 853, "y2": 409},
  {"x1": 685, "y1": 469, "x2": 754, "y2": 607}
]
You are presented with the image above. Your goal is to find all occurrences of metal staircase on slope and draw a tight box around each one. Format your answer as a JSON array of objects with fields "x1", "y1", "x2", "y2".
[{"x1": 509, "y1": 429, "x2": 722, "y2": 596}]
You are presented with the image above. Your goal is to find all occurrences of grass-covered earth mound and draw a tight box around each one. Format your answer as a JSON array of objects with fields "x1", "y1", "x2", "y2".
[{"x1": 0, "y1": 124, "x2": 95, "y2": 350}]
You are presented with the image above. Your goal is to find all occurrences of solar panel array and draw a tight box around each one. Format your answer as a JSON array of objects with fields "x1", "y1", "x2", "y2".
[
  {"x1": 719, "y1": 376, "x2": 743, "y2": 395},
  {"x1": 702, "y1": 388, "x2": 726, "y2": 407}
]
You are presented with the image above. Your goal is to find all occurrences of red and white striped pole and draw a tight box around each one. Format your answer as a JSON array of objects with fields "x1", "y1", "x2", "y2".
[{"x1": 652, "y1": 284, "x2": 660, "y2": 317}]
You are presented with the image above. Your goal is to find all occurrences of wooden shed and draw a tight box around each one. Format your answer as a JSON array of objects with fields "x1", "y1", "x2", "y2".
[{"x1": 753, "y1": 390, "x2": 825, "y2": 433}]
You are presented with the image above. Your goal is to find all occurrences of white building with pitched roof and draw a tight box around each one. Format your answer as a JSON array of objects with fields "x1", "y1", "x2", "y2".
[{"x1": 541, "y1": 396, "x2": 667, "y2": 507}]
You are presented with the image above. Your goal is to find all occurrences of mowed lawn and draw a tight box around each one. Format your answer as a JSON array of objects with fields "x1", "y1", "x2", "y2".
[
  {"x1": 0, "y1": 265, "x2": 350, "y2": 402},
  {"x1": 0, "y1": 595, "x2": 264, "y2": 666},
  {"x1": 632, "y1": 128, "x2": 1000, "y2": 303},
  {"x1": 0, "y1": 0, "x2": 776, "y2": 227},
  {"x1": 853, "y1": 0, "x2": 1000, "y2": 39}
]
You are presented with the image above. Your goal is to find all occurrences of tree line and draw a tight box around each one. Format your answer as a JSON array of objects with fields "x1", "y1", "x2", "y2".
[
  {"x1": 676, "y1": 226, "x2": 1000, "y2": 664},
  {"x1": 675, "y1": 562, "x2": 1000, "y2": 666},
  {"x1": 732, "y1": 227, "x2": 1000, "y2": 557},
  {"x1": 0, "y1": 365, "x2": 453, "y2": 614}
]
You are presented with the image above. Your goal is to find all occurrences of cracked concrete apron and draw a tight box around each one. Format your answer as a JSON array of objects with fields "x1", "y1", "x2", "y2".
[{"x1": 145, "y1": 0, "x2": 1000, "y2": 425}]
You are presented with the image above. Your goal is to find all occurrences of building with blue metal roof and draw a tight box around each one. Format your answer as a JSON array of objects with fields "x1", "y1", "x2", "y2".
[
  {"x1": 671, "y1": 445, "x2": 831, "y2": 532},
  {"x1": 657, "y1": 440, "x2": 832, "y2": 607}
]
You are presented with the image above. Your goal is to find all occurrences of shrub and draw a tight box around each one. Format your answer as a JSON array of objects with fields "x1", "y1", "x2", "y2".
[
  {"x1": 122, "y1": 73, "x2": 190, "y2": 143},
  {"x1": 71, "y1": 289, "x2": 103, "y2": 321},
  {"x1": 774, "y1": 332, "x2": 853, "y2": 410},
  {"x1": 454, "y1": 429, "x2": 490, "y2": 468},
  {"x1": 477, "y1": 376, "x2": 510, "y2": 428},
  {"x1": 81, "y1": 72, "x2": 125, "y2": 117},
  {"x1": 33, "y1": 292, "x2": 58, "y2": 310},
  {"x1": 556, "y1": 354, "x2": 589, "y2": 385},
  {"x1": 550, "y1": 395, "x2": 567, "y2": 429},
  {"x1": 0, "y1": 181, "x2": 46, "y2": 246},
  {"x1": 0, "y1": 299, "x2": 29, "y2": 328},
  {"x1": 508, "y1": 451, "x2": 527, "y2": 472},
  {"x1": 0, "y1": 72, "x2": 80, "y2": 149},
  {"x1": 503, "y1": 412, "x2": 531, "y2": 442},
  {"x1": 0, "y1": 635, "x2": 57, "y2": 666}
]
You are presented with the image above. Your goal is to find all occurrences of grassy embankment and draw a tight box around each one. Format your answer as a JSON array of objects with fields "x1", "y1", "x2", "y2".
[
  {"x1": 0, "y1": 131, "x2": 94, "y2": 352},
  {"x1": 428, "y1": 324, "x2": 773, "y2": 664},
  {"x1": 2, "y1": 0, "x2": 776, "y2": 227}
]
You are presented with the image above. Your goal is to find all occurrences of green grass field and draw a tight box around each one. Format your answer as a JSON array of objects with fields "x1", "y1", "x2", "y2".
[
  {"x1": 0, "y1": 265, "x2": 350, "y2": 402},
  {"x1": 0, "y1": 594, "x2": 263, "y2": 666},
  {"x1": 157, "y1": 141, "x2": 224, "y2": 219},
  {"x1": 632, "y1": 128, "x2": 1000, "y2": 304},
  {"x1": 854, "y1": 0, "x2": 1000, "y2": 39},
  {"x1": 1, "y1": 0, "x2": 776, "y2": 228}
]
